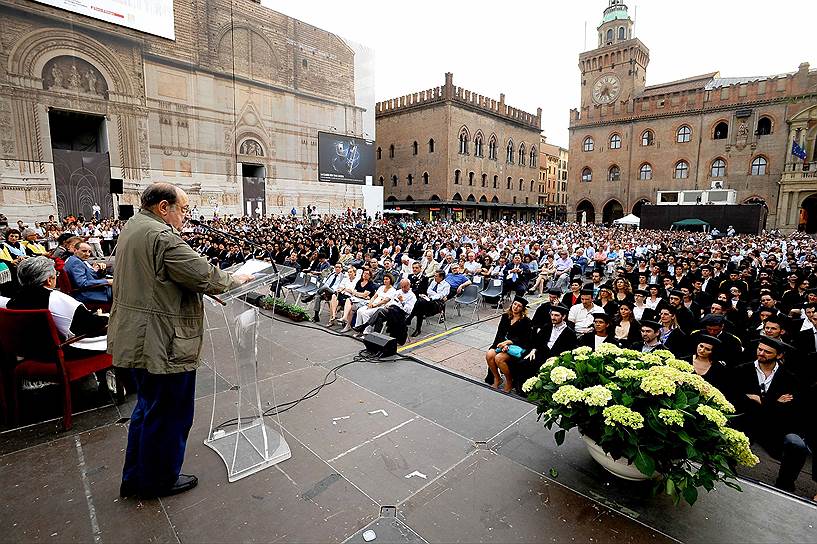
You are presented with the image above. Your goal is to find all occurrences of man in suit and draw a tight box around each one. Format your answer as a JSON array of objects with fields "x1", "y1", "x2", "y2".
[
  {"x1": 667, "y1": 289, "x2": 697, "y2": 334},
  {"x1": 793, "y1": 308, "x2": 817, "y2": 385},
  {"x1": 311, "y1": 262, "x2": 345, "y2": 322},
  {"x1": 502, "y1": 253, "x2": 530, "y2": 297},
  {"x1": 407, "y1": 270, "x2": 450, "y2": 337},
  {"x1": 699, "y1": 265, "x2": 718, "y2": 299},
  {"x1": 406, "y1": 261, "x2": 429, "y2": 297},
  {"x1": 731, "y1": 336, "x2": 812, "y2": 493},
  {"x1": 63, "y1": 242, "x2": 112, "y2": 304},
  {"x1": 519, "y1": 305, "x2": 576, "y2": 390},
  {"x1": 630, "y1": 320, "x2": 666, "y2": 353},
  {"x1": 531, "y1": 289, "x2": 563, "y2": 332}
]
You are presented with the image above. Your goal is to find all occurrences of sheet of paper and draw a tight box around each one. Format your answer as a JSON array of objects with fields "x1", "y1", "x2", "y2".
[{"x1": 232, "y1": 259, "x2": 271, "y2": 277}]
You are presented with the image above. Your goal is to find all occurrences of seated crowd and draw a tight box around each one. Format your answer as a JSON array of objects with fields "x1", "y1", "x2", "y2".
[{"x1": 2, "y1": 209, "x2": 816, "y2": 499}]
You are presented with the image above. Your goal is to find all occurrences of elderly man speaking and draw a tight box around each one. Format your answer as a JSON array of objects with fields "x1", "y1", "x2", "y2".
[{"x1": 111, "y1": 183, "x2": 251, "y2": 499}]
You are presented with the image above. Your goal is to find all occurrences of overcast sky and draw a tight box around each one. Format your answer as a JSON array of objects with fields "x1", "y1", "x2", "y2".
[{"x1": 268, "y1": 0, "x2": 817, "y2": 148}]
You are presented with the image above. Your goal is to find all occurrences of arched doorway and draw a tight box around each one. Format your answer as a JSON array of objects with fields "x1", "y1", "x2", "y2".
[
  {"x1": 744, "y1": 197, "x2": 768, "y2": 231},
  {"x1": 576, "y1": 200, "x2": 595, "y2": 224},
  {"x1": 602, "y1": 199, "x2": 624, "y2": 224},
  {"x1": 632, "y1": 199, "x2": 649, "y2": 217},
  {"x1": 799, "y1": 194, "x2": 817, "y2": 233}
]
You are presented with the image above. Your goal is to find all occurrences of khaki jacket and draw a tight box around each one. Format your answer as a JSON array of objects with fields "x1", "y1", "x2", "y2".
[{"x1": 108, "y1": 210, "x2": 239, "y2": 374}]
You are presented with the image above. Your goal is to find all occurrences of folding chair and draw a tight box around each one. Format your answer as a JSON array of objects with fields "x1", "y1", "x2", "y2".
[
  {"x1": 0, "y1": 308, "x2": 112, "y2": 431},
  {"x1": 479, "y1": 279, "x2": 505, "y2": 313},
  {"x1": 282, "y1": 272, "x2": 306, "y2": 302},
  {"x1": 453, "y1": 283, "x2": 481, "y2": 319},
  {"x1": 293, "y1": 275, "x2": 320, "y2": 307}
]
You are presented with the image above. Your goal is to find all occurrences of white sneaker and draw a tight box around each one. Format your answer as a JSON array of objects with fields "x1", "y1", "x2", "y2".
[{"x1": 340, "y1": 325, "x2": 351, "y2": 333}]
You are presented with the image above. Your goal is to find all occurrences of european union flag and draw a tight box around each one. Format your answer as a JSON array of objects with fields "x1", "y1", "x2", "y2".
[{"x1": 792, "y1": 140, "x2": 808, "y2": 160}]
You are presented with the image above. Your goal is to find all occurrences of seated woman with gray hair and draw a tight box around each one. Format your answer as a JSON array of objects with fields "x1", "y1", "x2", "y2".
[{"x1": 6, "y1": 256, "x2": 108, "y2": 350}]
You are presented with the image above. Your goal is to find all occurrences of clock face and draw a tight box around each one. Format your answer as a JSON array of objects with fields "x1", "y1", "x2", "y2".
[{"x1": 592, "y1": 74, "x2": 621, "y2": 104}]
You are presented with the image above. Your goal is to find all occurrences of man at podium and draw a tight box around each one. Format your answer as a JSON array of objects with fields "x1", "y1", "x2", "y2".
[{"x1": 110, "y1": 183, "x2": 252, "y2": 499}]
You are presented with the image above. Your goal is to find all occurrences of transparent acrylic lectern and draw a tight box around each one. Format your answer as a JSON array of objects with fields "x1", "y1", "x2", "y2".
[{"x1": 202, "y1": 260, "x2": 295, "y2": 482}]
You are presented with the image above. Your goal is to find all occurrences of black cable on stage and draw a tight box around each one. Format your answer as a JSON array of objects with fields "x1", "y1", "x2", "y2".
[
  {"x1": 212, "y1": 297, "x2": 485, "y2": 432},
  {"x1": 212, "y1": 348, "x2": 414, "y2": 432}
]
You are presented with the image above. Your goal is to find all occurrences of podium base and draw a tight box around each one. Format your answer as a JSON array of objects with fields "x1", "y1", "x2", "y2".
[{"x1": 204, "y1": 419, "x2": 291, "y2": 482}]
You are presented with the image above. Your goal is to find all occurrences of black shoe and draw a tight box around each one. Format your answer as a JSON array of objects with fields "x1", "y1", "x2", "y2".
[
  {"x1": 313, "y1": 313, "x2": 320, "y2": 322},
  {"x1": 411, "y1": 329, "x2": 421, "y2": 337},
  {"x1": 155, "y1": 474, "x2": 198, "y2": 498},
  {"x1": 119, "y1": 479, "x2": 137, "y2": 498}
]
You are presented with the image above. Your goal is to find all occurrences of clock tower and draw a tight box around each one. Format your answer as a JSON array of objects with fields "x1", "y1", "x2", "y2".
[{"x1": 579, "y1": 0, "x2": 649, "y2": 108}]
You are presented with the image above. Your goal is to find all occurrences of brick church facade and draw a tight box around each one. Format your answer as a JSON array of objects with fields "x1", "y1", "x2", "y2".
[
  {"x1": 569, "y1": 0, "x2": 817, "y2": 231},
  {"x1": 0, "y1": 0, "x2": 378, "y2": 222}
]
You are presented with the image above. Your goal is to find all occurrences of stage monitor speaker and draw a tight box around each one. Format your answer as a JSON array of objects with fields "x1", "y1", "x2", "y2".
[
  {"x1": 118, "y1": 204, "x2": 134, "y2": 220},
  {"x1": 244, "y1": 291, "x2": 265, "y2": 307},
  {"x1": 110, "y1": 178, "x2": 123, "y2": 194},
  {"x1": 361, "y1": 331, "x2": 397, "y2": 357}
]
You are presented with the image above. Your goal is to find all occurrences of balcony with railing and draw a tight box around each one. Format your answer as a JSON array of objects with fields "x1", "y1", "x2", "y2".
[{"x1": 782, "y1": 162, "x2": 817, "y2": 187}]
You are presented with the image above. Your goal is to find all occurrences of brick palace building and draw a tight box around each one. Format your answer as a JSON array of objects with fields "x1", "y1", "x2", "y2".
[
  {"x1": 376, "y1": 73, "x2": 543, "y2": 222},
  {"x1": 569, "y1": 0, "x2": 817, "y2": 231}
]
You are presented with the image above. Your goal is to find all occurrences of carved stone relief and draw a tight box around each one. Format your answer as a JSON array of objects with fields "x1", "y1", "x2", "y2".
[
  {"x1": 42, "y1": 56, "x2": 109, "y2": 98},
  {"x1": 239, "y1": 138, "x2": 263, "y2": 156}
]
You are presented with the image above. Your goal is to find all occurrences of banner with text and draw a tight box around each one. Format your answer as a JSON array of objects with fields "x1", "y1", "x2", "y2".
[{"x1": 33, "y1": 0, "x2": 175, "y2": 40}]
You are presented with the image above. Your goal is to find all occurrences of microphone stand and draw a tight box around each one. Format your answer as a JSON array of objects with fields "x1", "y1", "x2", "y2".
[{"x1": 188, "y1": 220, "x2": 283, "y2": 306}]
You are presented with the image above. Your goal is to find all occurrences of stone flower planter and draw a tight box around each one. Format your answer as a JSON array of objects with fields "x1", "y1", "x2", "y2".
[{"x1": 582, "y1": 435, "x2": 656, "y2": 481}]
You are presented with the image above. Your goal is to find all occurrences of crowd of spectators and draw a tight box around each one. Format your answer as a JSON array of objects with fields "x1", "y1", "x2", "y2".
[{"x1": 1, "y1": 208, "x2": 816, "y2": 499}]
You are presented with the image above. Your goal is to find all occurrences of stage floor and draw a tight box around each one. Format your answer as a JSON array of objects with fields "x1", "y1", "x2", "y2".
[{"x1": 1, "y1": 314, "x2": 816, "y2": 543}]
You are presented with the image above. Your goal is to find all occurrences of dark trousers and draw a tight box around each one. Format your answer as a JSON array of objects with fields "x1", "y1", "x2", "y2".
[
  {"x1": 408, "y1": 298, "x2": 443, "y2": 332},
  {"x1": 122, "y1": 368, "x2": 196, "y2": 493},
  {"x1": 775, "y1": 433, "x2": 815, "y2": 490}
]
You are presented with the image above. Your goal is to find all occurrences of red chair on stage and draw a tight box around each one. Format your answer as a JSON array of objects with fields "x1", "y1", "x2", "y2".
[{"x1": 0, "y1": 308, "x2": 113, "y2": 430}]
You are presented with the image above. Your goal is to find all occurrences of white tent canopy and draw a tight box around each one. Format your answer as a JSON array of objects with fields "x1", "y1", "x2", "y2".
[
  {"x1": 613, "y1": 213, "x2": 641, "y2": 226},
  {"x1": 383, "y1": 209, "x2": 418, "y2": 215}
]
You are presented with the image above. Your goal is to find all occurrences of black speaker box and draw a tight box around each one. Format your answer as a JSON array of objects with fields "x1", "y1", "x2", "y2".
[
  {"x1": 362, "y1": 331, "x2": 397, "y2": 357},
  {"x1": 118, "y1": 204, "x2": 134, "y2": 220},
  {"x1": 110, "y1": 178, "x2": 124, "y2": 194},
  {"x1": 244, "y1": 292, "x2": 265, "y2": 307}
]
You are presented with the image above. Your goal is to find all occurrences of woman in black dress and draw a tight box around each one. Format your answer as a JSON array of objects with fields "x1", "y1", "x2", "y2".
[
  {"x1": 485, "y1": 296, "x2": 532, "y2": 393},
  {"x1": 687, "y1": 334, "x2": 730, "y2": 395}
]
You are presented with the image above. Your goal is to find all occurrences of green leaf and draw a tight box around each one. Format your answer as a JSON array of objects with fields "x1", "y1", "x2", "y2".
[
  {"x1": 682, "y1": 485, "x2": 698, "y2": 505},
  {"x1": 665, "y1": 478, "x2": 676, "y2": 496},
  {"x1": 554, "y1": 429, "x2": 566, "y2": 446},
  {"x1": 723, "y1": 481, "x2": 742, "y2": 492},
  {"x1": 677, "y1": 430, "x2": 694, "y2": 445},
  {"x1": 634, "y1": 451, "x2": 656, "y2": 476},
  {"x1": 621, "y1": 393, "x2": 634, "y2": 406},
  {"x1": 549, "y1": 467, "x2": 559, "y2": 478}
]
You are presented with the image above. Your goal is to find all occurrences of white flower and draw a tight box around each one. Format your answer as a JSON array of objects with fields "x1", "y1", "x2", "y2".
[
  {"x1": 596, "y1": 343, "x2": 623, "y2": 356},
  {"x1": 550, "y1": 366, "x2": 577, "y2": 385},
  {"x1": 540, "y1": 357, "x2": 558, "y2": 371},
  {"x1": 582, "y1": 385, "x2": 613, "y2": 407},
  {"x1": 521, "y1": 376, "x2": 540, "y2": 393}
]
